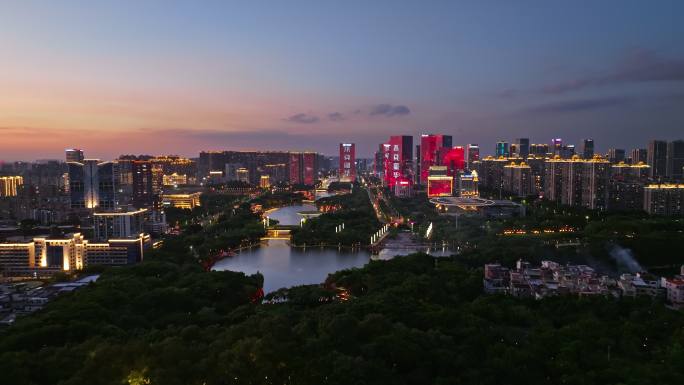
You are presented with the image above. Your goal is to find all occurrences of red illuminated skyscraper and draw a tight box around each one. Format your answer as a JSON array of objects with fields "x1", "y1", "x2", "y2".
[
  {"x1": 420, "y1": 134, "x2": 452, "y2": 184},
  {"x1": 289, "y1": 152, "x2": 318, "y2": 185},
  {"x1": 383, "y1": 136, "x2": 413, "y2": 191},
  {"x1": 339, "y1": 143, "x2": 356, "y2": 182},
  {"x1": 467, "y1": 144, "x2": 480, "y2": 170},
  {"x1": 439, "y1": 146, "x2": 465, "y2": 176}
]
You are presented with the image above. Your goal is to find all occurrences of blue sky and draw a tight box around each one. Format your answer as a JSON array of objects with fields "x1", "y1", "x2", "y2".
[{"x1": 0, "y1": 0, "x2": 683, "y2": 159}]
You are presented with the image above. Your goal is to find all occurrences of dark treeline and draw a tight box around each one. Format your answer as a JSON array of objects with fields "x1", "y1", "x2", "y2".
[{"x1": 2, "y1": 254, "x2": 684, "y2": 384}]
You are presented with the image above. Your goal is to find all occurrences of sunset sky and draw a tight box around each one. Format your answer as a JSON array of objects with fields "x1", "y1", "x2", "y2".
[{"x1": 1, "y1": 0, "x2": 683, "y2": 160}]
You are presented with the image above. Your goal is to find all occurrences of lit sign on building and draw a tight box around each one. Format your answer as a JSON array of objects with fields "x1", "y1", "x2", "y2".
[{"x1": 427, "y1": 176, "x2": 454, "y2": 197}]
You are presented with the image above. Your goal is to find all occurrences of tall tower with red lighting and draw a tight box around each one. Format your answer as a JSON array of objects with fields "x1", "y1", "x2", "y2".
[
  {"x1": 420, "y1": 134, "x2": 452, "y2": 184},
  {"x1": 339, "y1": 143, "x2": 356, "y2": 182}
]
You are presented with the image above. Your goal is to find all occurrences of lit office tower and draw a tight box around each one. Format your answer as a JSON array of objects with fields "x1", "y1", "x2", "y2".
[
  {"x1": 582, "y1": 139, "x2": 594, "y2": 159},
  {"x1": 552, "y1": 138, "x2": 563, "y2": 156},
  {"x1": 339, "y1": 143, "x2": 356, "y2": 182},
  {"x1": 495, "y1": 141, "x2": 510, "y2": 157},
  {"x1": 374, "y1": 144, "x2": 384, "y2": 176},
  {"x1": 607, "y1": 149, "x2": 626, "y2": 163},
  {"x1": 415, "y1": 144, "x2": 421, "y2": 184},
  {"x1": 648, "y1": 140, "x2": 668, "y2": 179},
  {"x1": 132, "y1": 161, "x2": 154, "y2": 208},
  {"x1": 530, "y1": 143, "x2": 549, "y2": 156},
  {"x1": 289, "y1": 152, "x2": 318, "y2": 185},
  {"x1": 93, "y1": 209, "x2": 147, "y2": 241},
  {"x1": 439, "y1": 146, "x2": 465, "y2": 176},
  {"x1": 151, "y1": 165, "x2": 164, "y2": 194},
  {"x1": 236, "y1": 168, "x2": 249, "y2": 183},
  {"x1": 666, "y1": 140, "x2": 684, "y2": 180},
  {"x1": 515, "y1": 138, "x2": 530, "y2": 158},
  {"x1": 420, "y1": 134, "x2": 452, "y2": 184},
  {"x1": 630, "y1": 148, "x2": 647, "y2": 164},
  {"x1": 65, "y1": 148, "x2": 84, "y2": 163},
  {"x1": 68, "y1": 159, "x2": 116, "y2": 210},
  {"x1": 0, "y1": 176, "x2": 23, "y2": 197},
  {"x1": 466, "y1": 144, "x2": 480, "y2": 170},
  {"x1": 383, "y1": 135, "x2": 413, "y2": 196}
]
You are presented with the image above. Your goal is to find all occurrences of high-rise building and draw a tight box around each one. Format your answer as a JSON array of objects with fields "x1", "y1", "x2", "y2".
[
  {"x1": 93, "y1": 209, "x2": 147, "y2": 241},
  {"x1": 289, "y1": 152, "x2": 318, "y2": 185},
  {"x1": 581, "y1": 157, "x2": 611, "y2": 210},
  {"x1": 543, "y1": 155, "x2": 610, "y2": 210},
  {"x1": 415, "y1": 144, "x2": 421, "y2": 184},
  {"x1": 503, "y1": 161, "x2": 532, "y2": 197},
  {"x1": 339, "y1": 143, "x2": 356, "y2": 182},
  {"x1": 609, "y1": 180, "x2": 644, "y2": 212},
  {"x1": 552, "y1": 138, "x2": 563, "y2": 156},
  {"x1": 383, "y1": 135, "x2": 413, "y2": 194},
  {"x1": 236, "y1": 168, "x2": 250, "y2": 183},
  {"x1": 666, "y1": 140, "x2": 684, "y2": 180},
  {"x1": 68, "y1": 160, "x2": 116, "y2": 210},
  {"x1": 525, "y1": 156, "x2": 546, "y2": 194},
  {"x1": 262, "y1": 163, "x2": 288, "y2": 183},
  {"x1": 419, "y1": 134, "x2": 452, "y2": 184},
  {"x1": 630, "y1": 148, "x2": 647, "y2": 164},
  {"x1": 582, "y1": 139, "x2": 595, "y2": 159},
  {"x1": 515, "y1": 138, "x2": 530, "y2": 158},
  {"x1": 544, "y1": 157, "x2": 565, "y2": 202},
  {"x1": 151, "y1": 165, "x2": 164, "y2": 195},
  {"x1": 611, "y1": 162, "x2": 650, "y2": 182},
  {"x1": 560, "y1": 144, "x2": 576, "y2": 159},
  {"x1": 475, "y1": 156, "x2": 508, "y2": 191},
  {"x1": 198, "y1": 151, "x2": 290, "y2": 184},
  {"x1": 374, "y1": 144, "x2": 384, "y2": 177},
  {"x1": 466, "y1": 144, "x2": 480, "y2": 170},
  {"x1": 530, "y1": 143, "x2": 549, "y2": 156},
  {"x1": 260, "y1": 175, "x2": 271, "y2": 188},
  {"x1": 132, "y1": 160, "x2": 155, "y2": 208},
  {"x1": 648, "y1": 140, "x2": 668, "y2": 179},
  {"x1": 458, "y1": 171, "x2": 479, "y2": 197},
  {"x1": 439, "y1": 146, "x2": 465, "y2": 177},
  {"x1": 561, "y1": 157, "x2": 584, "y2": 207},
  {"x1": 65, "y1": 148, "x2": 84, "y2": 163},
  {"x1": 644, "y1": 184, "x2": 684, "y2": 216},
  {"x1": 0, "y1": 176, "x2": 23, "y2": 197},
  {"x1": 607, "y1": 148, "x2": 626, "y2": 163},
  {"x1": 495, "y1": 141, "x2": 510, "y2": 157}
]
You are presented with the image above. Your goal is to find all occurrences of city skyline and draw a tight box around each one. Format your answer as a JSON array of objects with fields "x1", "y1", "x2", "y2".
[{"x1": 1, "y1": 1, "x2": 684, "y2": 160}]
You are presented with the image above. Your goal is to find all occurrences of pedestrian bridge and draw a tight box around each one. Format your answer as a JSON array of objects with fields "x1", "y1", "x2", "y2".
[{"x1": 262, "y1": 225, "x2": 298, "y2": 240}]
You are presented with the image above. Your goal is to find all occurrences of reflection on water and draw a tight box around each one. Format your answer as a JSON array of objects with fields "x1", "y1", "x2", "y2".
[
  {"x1": 266, "y1": 204, "x2": 316, "y2": 226},
  {"x1": 214, "y1": 204, "x2": 453, "y2": 292},
  {"x1": 213, "y1": 239, "x2": 370, "y2": 293},
  {"x1": 376, "y1": 247, "x2": 453, "y2": 260}
]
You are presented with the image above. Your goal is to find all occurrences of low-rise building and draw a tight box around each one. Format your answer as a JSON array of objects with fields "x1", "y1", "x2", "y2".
[
  {"x1": 0, "y1": 233, "x2": 150, "y2": 277},
  {"x1": 162, "y1": 192, "x2": 202, "y2": 209}
]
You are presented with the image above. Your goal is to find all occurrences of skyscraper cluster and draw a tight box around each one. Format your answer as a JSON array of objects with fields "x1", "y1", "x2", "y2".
[{"x1": 472, "y1": 137, "x2": 684, "y2": 215}]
